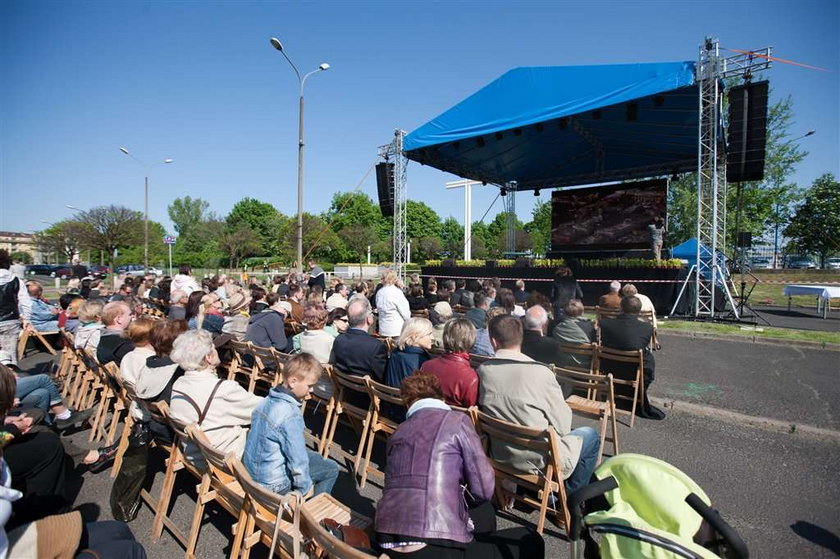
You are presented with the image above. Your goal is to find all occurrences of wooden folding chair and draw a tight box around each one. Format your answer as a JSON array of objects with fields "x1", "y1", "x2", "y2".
[
  {"x1": 472, "y1": 409, "x2": 571, "y2": 535},
  {"x1": 185, "y1": 425, "x2": 247, "y2": 558},
  {"x1": 593, "y1": 306, "x2": 620, "y2": 344},
  {"x1": 17, "y1": 326, "x2": 58, "y2": 360},
  {"x1": 638, "y1": 310, "x2": 660, "y2": 349},
  {"x1": 75, "y1": 351, "x2": 106, "y2": 413},
  {"x1": 556, "y1": 341, "x2": 600, "y2": 377},
  {"x1": 553, "y1": 366, "x2": 619, "y2": 463},
  {"x1": 250, "y1": 344, "x2": 288, "y2": 391},
  {"x1": 301, "y1": 364, "x2": 335, "y2": 456},
  {"x1": 598, "y1": 346, "x2": 645, "y2": 428},
  {"x1": 228, "y1": 455, "x2": 372, "y2": 559},
  {"x1": 410, "y1": 308, "x2": 429, "y2": 319},
  {"x1": 227, "y1": 340, "x2": 257, "y2": 387},
  {"x1": 359, "y1": 377, "x2": 404, "y2": 488},
  {"x1": 88, "y1": 361, "x2": 121, "y2": 443},
  {"x1": 55, "y1": 330, "x2": 76, "y2": 385},
  {"x1": 299, "y1": 499, "x2": 383, "y2": 559},
  {"x1": 145, "y1": 401, "x2": 204, "y2": 549},
  {"x1": 320, "y1": 369, "x2": 373, "y2": 482}
]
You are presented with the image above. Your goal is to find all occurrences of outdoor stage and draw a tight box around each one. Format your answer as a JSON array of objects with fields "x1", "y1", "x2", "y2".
[{"x1": 420, "y1": 262, "x2": 690, "y2": 312}]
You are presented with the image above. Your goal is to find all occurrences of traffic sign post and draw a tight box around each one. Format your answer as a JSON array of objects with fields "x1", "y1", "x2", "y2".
[{"x1": 163, "y1": 236, "x2": 177, "y2": 277}]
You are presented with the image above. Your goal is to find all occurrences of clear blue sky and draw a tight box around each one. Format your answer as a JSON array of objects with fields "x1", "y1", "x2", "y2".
[{"x1": 1, "y1": 1, "x2": 837, "y2": 238}]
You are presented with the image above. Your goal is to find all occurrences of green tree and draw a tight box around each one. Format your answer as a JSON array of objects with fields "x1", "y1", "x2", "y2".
[
  {"x1": 218, "y1": 225, "x2": 261, "y2": 269},
  {"x1": 10, "y1": 251, "x2": 32, "y2": 264},
  {"x1": 525, "y1": 200, "x2": 552, "y2": 256},
  {"x1": 415, "y1": 236, "x2": 443, "y2": 262},
  {"x1": 175, "y1": 218, "x2": 225, "y2": 268},
  {"x1": 469, "y1": 221, "x2": 494, "y2": 258},
  {"x1": 326, "y1": 192, "x2": 388, "y2": 237},
  {"x1": 405, "y1": 200, "x2": 442, "y2": 242},
  {"x1": 33, "y1": 220, "x2": 90, "y2": 263},
  {"x1": 114, "y1": 221, "x2": 169, "y2": 268},
  {"x1": 168, "y1": 196, "x2": 211, "y2": 237},
  {"x1": 440, "y1": 217, "x2": 465, "y2": 257},
  {"x1": 226, "y1": 198, "x2": 282, "y2": 254},
  {"x1": 75, "y1": 205, "x2": 144, "y2": 271},
  {"x1": 667, "y1": 94, "x2": 808, "y2": 248},
  {"x1": 337, "y1": 224, "x2": 380, "y2": 262},
  {"x1": 784, "y1": 173, "x2": 840, "y2": 266}
]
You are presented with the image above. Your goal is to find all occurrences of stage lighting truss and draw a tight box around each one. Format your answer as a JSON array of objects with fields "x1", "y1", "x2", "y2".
[
  {"x1": 693, "y1": 37, "x2": 771, "y2": 318},
  {"x1": 379, "y1": 129, "x2": 409, "y2": 283}
]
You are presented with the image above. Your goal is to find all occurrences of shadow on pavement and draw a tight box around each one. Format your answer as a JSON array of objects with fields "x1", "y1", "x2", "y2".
[{"x1": 790, "y1": 521, "x2": 840, "y2": 555}]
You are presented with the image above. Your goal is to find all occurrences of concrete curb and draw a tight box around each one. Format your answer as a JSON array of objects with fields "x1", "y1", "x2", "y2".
[
  {"x1": 650, "y1": 396, "x2": 840, "y2": 443},
  {"x1": 658, "y1": 329, "x2": 840, "y2": 351}
]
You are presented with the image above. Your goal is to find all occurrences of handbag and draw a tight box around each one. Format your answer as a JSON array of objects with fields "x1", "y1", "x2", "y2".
[{"x1": 321, "y1": 518, "x2": 371, "y2": 550}]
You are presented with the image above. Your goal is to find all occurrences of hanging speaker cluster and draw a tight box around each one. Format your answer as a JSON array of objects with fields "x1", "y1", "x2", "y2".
[
  {"x1": 376, "y1": 162, "x2": 395, "y2": 217},
  {"x1": 727, "y1": 81, "x2": 769, "y2": 183}
]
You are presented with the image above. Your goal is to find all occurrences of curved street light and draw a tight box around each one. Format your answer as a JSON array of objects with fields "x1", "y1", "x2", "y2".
[
  {"x1": 119, "y1": 148, "x2": 173, "y2": 274},
  {"x1": 269, "y1": 36, "x2": 329, "y2": 272}
]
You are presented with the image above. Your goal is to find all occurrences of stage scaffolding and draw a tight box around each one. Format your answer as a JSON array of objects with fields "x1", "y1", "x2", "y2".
[
  {"x1": 379, "y1": 129, "x2": 409, "y2": 282},
  {"x1": 693, "y1": 38, "x2": 770, "y2": 317}
]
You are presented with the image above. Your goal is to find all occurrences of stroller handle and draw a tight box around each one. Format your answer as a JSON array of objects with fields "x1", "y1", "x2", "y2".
[
  {"x1": 685, "y1": 493, "x2": 749, "y2": 559},
  {"x1": 567, "y1": 476, "x2": 619, "y2": 542}
]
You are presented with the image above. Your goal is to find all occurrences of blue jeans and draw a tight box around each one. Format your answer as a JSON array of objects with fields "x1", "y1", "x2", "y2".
[
  {"x1": 16, "y1": 374, "x2": 62, "y2": 409},
  {"x1": 564, "y1": 426, "x2": 600, "y2": 496},
  {"x1": 307, "y1": 450, "x2": 339, "y2": 496}
]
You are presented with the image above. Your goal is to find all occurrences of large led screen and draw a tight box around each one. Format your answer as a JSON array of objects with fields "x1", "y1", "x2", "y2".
[{"x1": 551, "y1": 179, "x2": 667, "y2": 251}]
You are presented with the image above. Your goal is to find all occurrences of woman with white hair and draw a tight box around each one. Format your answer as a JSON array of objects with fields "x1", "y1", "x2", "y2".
[
  {"x1": 375, "y1": 270, "x2": 410, "y2": 338},
  {"x1": 168, "y1": 330, "x2": 262, "y2": 464},
  {"x1": 384, "y1": 317, "x2": 433, "y2": 389}
]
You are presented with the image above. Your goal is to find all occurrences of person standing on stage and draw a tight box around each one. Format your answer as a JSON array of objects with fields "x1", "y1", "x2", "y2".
[{"x1": 648, "y1": 218, "x2": 666, "y2": 262}]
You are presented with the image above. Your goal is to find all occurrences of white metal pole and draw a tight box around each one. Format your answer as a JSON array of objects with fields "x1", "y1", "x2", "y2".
[
  {"x1": 464, "y1": 182, "x2": 472, "y2": 260},
  {"x1": 168, "y1": 243, "x2": 173, "y2": 276},
  {"x1": 367, "y1": 245, "x2": 371, "y2": 264}
]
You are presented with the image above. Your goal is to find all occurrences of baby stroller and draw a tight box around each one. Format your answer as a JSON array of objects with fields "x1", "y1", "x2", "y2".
[{"x1": 568, "y1": 454, "x2": 748, "y2": 559}]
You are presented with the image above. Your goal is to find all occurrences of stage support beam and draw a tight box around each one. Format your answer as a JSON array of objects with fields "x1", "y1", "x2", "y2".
[
  {"x1": 380, "y1": 129, "x2": 409, "y2": 282},
  {"x1": 503, "y1": 181, "x2": 517, "y2": 255},
  {"x1": 446, "y1": 179, "x2": 483, "y2": 260}
]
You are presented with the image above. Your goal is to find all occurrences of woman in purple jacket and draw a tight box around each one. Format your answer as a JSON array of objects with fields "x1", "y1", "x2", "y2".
[{"x1": 375, "y1": 373, "x2": 544, "y2": 558}]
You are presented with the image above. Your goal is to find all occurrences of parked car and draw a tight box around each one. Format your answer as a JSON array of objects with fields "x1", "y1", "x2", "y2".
[
  {"x1": 787, "y1": 257, "x2": 818, "y2": 269},
  {"x1": 50, "y1": 266, "x2": 73, "y2": 279},
  {"x1": 115, "y1": 264, "x2": 163, "y2": 277},
  {"x1": 750, "y1": 257, "x2": 772, "y2": 269},
  {"x1": 824, "y1": 258, "x2": 840, "y2": 270},
  {"x1": 25, "y1": 264, "x2": 56, "y2": 276},
  {"x1": 89, "y1": 265, "x2": 110, "y2": 278}
]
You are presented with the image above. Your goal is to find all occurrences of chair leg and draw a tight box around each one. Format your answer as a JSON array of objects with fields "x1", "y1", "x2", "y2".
[
  {"x1": 597, "y1": 415, "x2": 607, "y2": 464},
  {"x1": 111, "y1": 416, "x2": 134, "y2": 479},
  {"x1": 240, "y1": 513, "x2": 257, "y2": 559},
  {"x1": 610, "y1": 409, "x2": 620, "y2": 456},
  {"x1": 228, "y1": 499, "x2": 250, "y2": 559},
  {"x1": 17, "y1": 330, "x2": 29, "y2": 361},
  {"x1": 321, "y1": 406, "x2": 341, "y2": 459},
  {"x1": 152, "y1": 449, "x2": 180, "y2": 539},
  {"x1": 352, "y1": 411, "x2": 372, "y2": 482},
  {"x1": 536, "y1": 480, "x2": 550, "y2": 535},
  {"x1": 106, "y1": 404, "x2": 123, "y2": 445},
  {"x1": 185, "y1": 474, "x2": 211, "y2": 558},
  {"x1": 318, "y1": 399, "x2": 336, "y2": 456}
]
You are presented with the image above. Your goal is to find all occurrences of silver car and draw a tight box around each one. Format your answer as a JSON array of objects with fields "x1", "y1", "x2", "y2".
[{"x1": 824, "y1": 257, "x2": 840, "y2": 270}]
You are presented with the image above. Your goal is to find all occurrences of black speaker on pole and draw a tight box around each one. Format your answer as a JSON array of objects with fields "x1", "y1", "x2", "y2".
[
  {"x1": 376, "y1": 162, "x2": 395, "y2": 217},
  {"x1": 736, "y1": 232, "x2": 752, "y2": 248},
  {"x1": 727, "y1": 81, "x2": 769, "y2": 182}
]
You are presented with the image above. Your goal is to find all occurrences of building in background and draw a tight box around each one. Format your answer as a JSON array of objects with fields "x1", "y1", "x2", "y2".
[{"x1": 0, "y1": 231, "x2": 45, "y2": 263}]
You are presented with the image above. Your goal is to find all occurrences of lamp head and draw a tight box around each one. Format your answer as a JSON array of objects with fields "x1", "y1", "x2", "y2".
[
  {"x1": 120, "y1": 147, "x2": 130, "y2": 155},
  {"x1": 270, "y1": 37, "x2": 284, "y2": 51},
  {"x1": 163, "y1": 159, "x2": 174, "y2": 164},
  {"x1": 319, "y1": 63, "x2": 330, "y2": 71}
]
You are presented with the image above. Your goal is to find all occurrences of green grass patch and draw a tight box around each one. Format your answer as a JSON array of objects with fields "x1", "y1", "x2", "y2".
[{"x1": 658, "y1": 319, "x2": 840, "y2": 346}]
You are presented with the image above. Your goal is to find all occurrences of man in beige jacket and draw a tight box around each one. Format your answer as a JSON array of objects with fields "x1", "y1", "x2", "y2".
[{"x1": 477, "y1": 315, "x2": 600, "y2": 495}]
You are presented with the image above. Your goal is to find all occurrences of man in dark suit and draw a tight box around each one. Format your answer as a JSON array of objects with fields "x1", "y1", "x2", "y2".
[
  {"x1": 465, "y1": 291, "x2": 490, "y2": 329},
  {"x1": 521, "y1": 305, "x2": 565, "y2": 366},
  {"x1": 599, "y1": 296, "x2": 664, "y2": 419},
  {"x1": 330, "y1": 297, "x2": 388, "y2": 381},
  {"x1": 450, "y1": 279, "x2": 474, "y2": 308}
]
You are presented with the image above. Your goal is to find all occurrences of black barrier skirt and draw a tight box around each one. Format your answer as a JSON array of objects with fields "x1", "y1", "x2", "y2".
[{"x1": 421, "y1": 266, "x2": 690, "y2": 313}]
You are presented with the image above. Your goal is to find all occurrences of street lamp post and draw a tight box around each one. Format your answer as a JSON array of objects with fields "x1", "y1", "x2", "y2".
[
  {"x1": 270, "y1": 37, "x2": 329, "y2": 272},
  {"x1": 119, "y1": 148, "x2": 173, "y2": 274},
  {"x1": 772, "y1": 129, "x2": 816, "y2": 268}
]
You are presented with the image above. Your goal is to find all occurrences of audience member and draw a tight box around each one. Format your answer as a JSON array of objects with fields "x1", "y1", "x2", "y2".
[
  {"x1": 118, "y1": 317, "x2": 157, "y2": 391},
  {"x1": 497, "y1": 288, "x2": 525, "y2": 318},
  {"x1": 25, "y1": 281, "x2": 58, "y2": 332},
  {"x1": 243, "y1": 353, "x2": 338, "y2": 496},
  {"x1": 170, "y1": 330, "x2": 263, "y2": 464},
  {"x1": 187, "y1": 292, "x2": 225, "y2": 335},
  {"x1": 599, "y1": 295, "x2": 663, "y2": 419},
  {"x1": 478, "y1": 315, "x2": 600, "y2": 495},
  {"x1": 384, "y1": 317, "x2": 433, "y2": 389},
  {"x1": 521, "y1": 305, "x2": 564, "y2": 366},
  {"x1": 420, "y1": 318, "x2": 479, "y2": 407},
  {"x1": 324, "y1": 307, "x2": 348, "y2": 336},
  {"x1": 59, "y1": 294, "x2": 83, "y2": 334},
  {"x1": 249, "y1": 287, "x2": 269, "y2": 314},
  {"x1": 287, "y1": 284, "x2": 304, "y2": 323},
  {"x1": 167, "y1": 289, "x2": 188, "y2": 321},
  {"x1": 325, "y1": 283, "x2": 349, "y2": 311},
  {"x1": 375, "y1": 372, "x2": 544, "y2": 559},
  {"x1": 552, "y1": 299, "x2": 596, "y2": 344},
  {"x1": 171, "y1": 264, "x2": 200, "y2": 295},
  {"x1": 406, "y1": 284, "x2": 429, "y2": 311},
  {"x1": 598, "y1": 281, "x2": 622, "y2": 309},
  {"x1": 551, "y1": 266, "x2": 583, "y2": 319},
  {"x1": 376, "y1": 270, "x2": 410, "y2": 338},
  {"x1": 450, "y1": 278, "x2": 474, "y2": 308},
  {"x1": 330, "y1": 298, "x2": 387, "y2": 383},
  {"x1": 293, "y1": 303, "x2": 334, "y2": 362},
  {"x1": 306, "y1": 260, "x2": 326, "y2": 292},
  {"x1": 471, "y1": 307, "x2": 506, "y2": 357},
  {"x1": 423, "y1": 278, "x2": 439, "y2": 306},
  {"x1": 97, "y1": 301, "x2": 135, "y2": 366},
  {"x1": 222, "y1": 290, "x2": 251, "y2": 340},
  {"x1": 465, "y1": 291, "x2": 490, "y2": 329},
  {"x1": 621, "y1": 283, "x2": 658, "y2": 328},
  {"x1": 110, "y1": 282, "x2": 134, "y2": 302},
  {"x1": 138, "y1": 275, "x2": 157, "y2": 299},
  {"x1": 430, "y1": 301, "x2": 453, "y2": 349},
  {"x1": 348, "y1": 282, "x2": 368, "y2": 304},
  {"x1": 74, "y1": 300, "x2": 105, "y2": 354},
  {"x1": 214, "y1": 274, "x2": 230, "y2": 300},
  {"x1": 513, "y1": 279, "x2": 529, "y2": 305},
  {"x1": 245, "y1": 292, "x2": 288, "y2": 352}
]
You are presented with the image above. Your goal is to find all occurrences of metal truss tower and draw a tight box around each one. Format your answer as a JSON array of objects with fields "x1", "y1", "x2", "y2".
[
  {"x1": 380, "y1": 129, "x2": 409, "y2": 282},
  {"x1": 503, "y1": 182, "x2": 517, "y2": 255},
  {"x1": 694, "y1": 37, "x2": 770, "y2": 317}
]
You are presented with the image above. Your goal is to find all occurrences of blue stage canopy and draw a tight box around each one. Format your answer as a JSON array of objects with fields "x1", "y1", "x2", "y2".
[{"x1": 405, "y1": 61, "x2": 699, "y2": 190}]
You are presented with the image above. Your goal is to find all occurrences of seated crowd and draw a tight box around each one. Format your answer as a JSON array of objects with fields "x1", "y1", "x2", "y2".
[{"x1": 0, "y1": 249, "x2": 663, "y2": 558}]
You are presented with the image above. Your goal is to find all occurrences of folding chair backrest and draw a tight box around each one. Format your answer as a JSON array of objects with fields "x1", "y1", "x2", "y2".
[
  {"x1": 330, "y1": 368, "x2": 372, "y2": 411},
  {"x1": 557, "y1": 341, "x2": 599, "y2": 374},
  {"x1": 186, "y1": 424, "x2": 236, "y2": 482},
  {"x1": 410, "y1": 309, "x2": 429, "y2": 319},
  {"x1": 473, "y1": 409, "x2": 556, "y2": 457},
  {"x1": 598, "y1": 346, "x2": 644, "y2": 421},
  {"x1": 595, "y1": 306, "x2": 621, "y2": 324},
  {"x1": 553, "y1": 366, "x2": 612, "y2": 401},
  {"x1": 227, "y1": 454, "x2": 297, "y2": 525},
  {"x1": 366, "y1": 377, "x2": 404, "y2": 408}
]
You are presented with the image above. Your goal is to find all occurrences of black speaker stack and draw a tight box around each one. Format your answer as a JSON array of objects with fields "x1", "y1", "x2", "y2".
[
  {"x1": 727, "y1": 81, "x2": 769, "y2": 183},
  {"x1": 376, "y1": 162, "x2": 395, "y2": 217}
]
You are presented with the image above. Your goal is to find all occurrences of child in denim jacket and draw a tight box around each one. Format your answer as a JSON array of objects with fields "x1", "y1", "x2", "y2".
[{"x1": 242, "y1": 353, "x2": 339, "y2": 496}]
